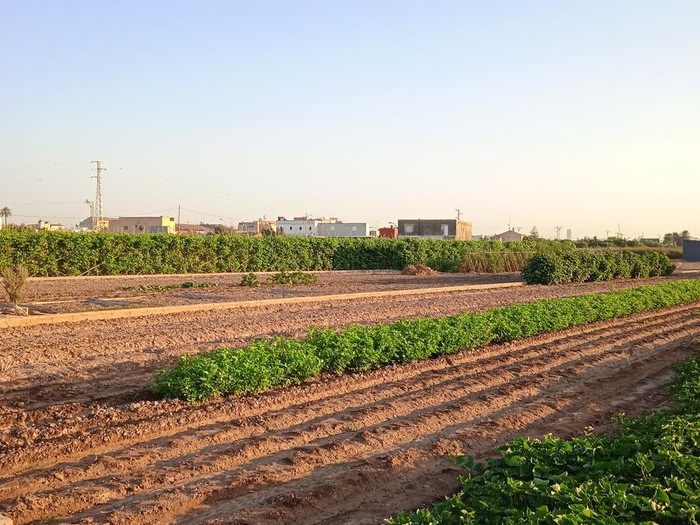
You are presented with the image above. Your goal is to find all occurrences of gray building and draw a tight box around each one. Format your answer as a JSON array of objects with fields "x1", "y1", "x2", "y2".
[
  {"x1": 317, "y1": 222, "x2": 369, "y2": 237},
  {"x1": 398, "y1": 219, "x2": 472, "y2": 240},
  {"x1": 683, "y1": 240, "x2": 700, "y2": 262}
]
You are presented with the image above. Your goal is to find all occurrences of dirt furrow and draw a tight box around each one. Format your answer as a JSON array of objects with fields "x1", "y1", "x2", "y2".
[
  {"x1": 2, "y1": 303, "x2": 696, "y2": 473},
  {"x1": 1, "y1": 306, "x2": 698, "y2": 524},
  {"x1": 183, "y1": 339, "x2": 692, "y2": 525}
]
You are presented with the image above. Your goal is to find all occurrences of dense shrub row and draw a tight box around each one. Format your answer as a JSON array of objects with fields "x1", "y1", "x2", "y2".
[
  {"x1": 390, "y1": 350, "x2": 700, "y2": 525},
  {"x1": 522, "y1": 250, "x2": 676, "y2": 285},
  {"x1": 0, "y1": 230, "x2": 572, "y2": 276},
  {"x1": 153, "y1": 280, "x2": 700, "y2": 402}
]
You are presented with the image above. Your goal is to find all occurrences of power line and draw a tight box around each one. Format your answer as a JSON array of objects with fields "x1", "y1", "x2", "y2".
[{"x1": 180, "y1": 206, "x2": 237, "y2": 221}]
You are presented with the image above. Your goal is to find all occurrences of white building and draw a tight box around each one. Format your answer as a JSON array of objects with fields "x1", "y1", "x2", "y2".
[{"x1": 276, "y1": 216, "x2": 369, "y2": 237}]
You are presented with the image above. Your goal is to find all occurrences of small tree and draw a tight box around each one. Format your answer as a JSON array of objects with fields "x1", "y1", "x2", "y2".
[
  {"x1": 2, "y1": 265, "x2": 29, "y2": 313},
  {"x1": 0, "y1": 207, "x2": 11, "y2": 228},
  {"x1": 529, "y1": 226, "x2": 540, "y2": 240}
]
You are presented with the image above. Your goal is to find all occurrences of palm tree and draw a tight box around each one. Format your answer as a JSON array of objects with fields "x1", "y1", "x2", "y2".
[{"x1": 0, "y1": 207, "x2": 11, "y2": 228}]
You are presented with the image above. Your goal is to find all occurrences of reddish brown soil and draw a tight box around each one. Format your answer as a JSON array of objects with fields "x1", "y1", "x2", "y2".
[
  {"x1": 1, "y1": 286, "x2": 699, "y2": 524},
  {"x1": 17, "y1": 272, "x2": 520, "y2": 314},
  {"x1": 13, "y1": 269, "x2": 699, "y2": 315}
]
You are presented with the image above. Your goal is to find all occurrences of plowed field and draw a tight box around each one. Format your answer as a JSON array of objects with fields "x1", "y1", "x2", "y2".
[{"x1": 2, "y1": 278, "x2": 700, "y2": 524}]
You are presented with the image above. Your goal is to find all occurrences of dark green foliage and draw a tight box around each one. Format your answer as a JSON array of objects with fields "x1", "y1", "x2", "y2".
[
  {"x1": 522, "y1": 250, "x2": 676, "y2": 285},
  {"x1": 459, "y1": 251, "x2": 533, "y2": 273},
  {"x1": 389, "y1": 352, "x2": 700, "y2": 525},
  {"x1": 0, "y1": 230, "x2": 572, "y2": 276},
  {"x1": 153, "y1": 280, "x2": 700, "y2": 403},
  {"x1": 265, "y1": 271, "x2": 318, "y2": 285}
]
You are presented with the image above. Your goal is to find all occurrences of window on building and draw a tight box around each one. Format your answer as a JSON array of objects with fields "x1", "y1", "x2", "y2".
[
  {"x1": 352, "y1": 226, "x2": 357, "y2": 231},
  {"x1": 330, "y1": 225, "x2": 336, "y2": 231},
  {"x1": 289, "y1": 226, "x2": 293, "y2": 231},
  {"x1": 405, "y1": 224, "x2": 414, "y2": 234},
  {"x1": 309, "y1": 226, "x2": 312, "y2": 230},
  {"x1": 139, "y1": 226, "x2": 144, "y2": 231},
  {"x1": 123, "y1": 226, "x2": 128, "y2": 231},
  {"x1": 299, "y1": 226, "x2": 303, "y2": 231}
]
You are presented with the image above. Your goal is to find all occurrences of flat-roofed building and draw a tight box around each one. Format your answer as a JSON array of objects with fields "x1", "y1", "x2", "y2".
[
  {"x1": 398, "y1": 219, "x2": 472, "y2": 240},
  {"x1": 108, "y1": 216, "x2": 176, "y2": 234}
]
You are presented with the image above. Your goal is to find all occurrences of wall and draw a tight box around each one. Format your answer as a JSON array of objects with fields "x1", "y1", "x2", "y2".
[
  {"x1": 276, "y1": 220, "x2": 320, "y2": 237},
  {"x1": 108, "y1": 216, "x2": 176, "y2": 234},
  {"x1": 317, "y1": 222, "x2": 369, "y2": 237},
  {"x1": 683, "y1": 240, "x2": 700, "y2": 262},
  {"x1": 398, "y1": 219, "x2": 472, "y2": 240}
]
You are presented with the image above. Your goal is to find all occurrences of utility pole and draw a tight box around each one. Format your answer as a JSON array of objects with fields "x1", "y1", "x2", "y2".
[
  {"x1": 177, "y1": 204, "x2": 181, "y2": 231},
  {"x1": 556, "y1": 226, "x2": 562, "y2": 240},
  {"x1": 455, "y1": 208, "x2": 461, "y2": 221},
  {"x1": 91, "y1": 161, "x2": 106, "y2": 231},
  {"x1": 85, "y1": 199, "x2": 95, "y2": 231}
]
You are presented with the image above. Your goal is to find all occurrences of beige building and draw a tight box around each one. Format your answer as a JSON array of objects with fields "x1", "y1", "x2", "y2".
[
  {"x1": 237, "y1": 219, "x2": 277, "y2": 235},
  {"x1": 491, "y1": 229, "x2": 525, "y2": 242},
  {"x1": 108, "y1": 216, "x2": 176, "y2": 234},
  {"x1": 37, "y1": 220, "x2": 65, "y2": 231},
  {"x1": 79, "y1": 216, "x2": 114, "y2": 231}
]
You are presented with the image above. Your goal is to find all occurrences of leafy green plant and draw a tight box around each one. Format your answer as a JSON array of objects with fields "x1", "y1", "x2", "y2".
[
  {"x1": 266, "y1": 271, "x2": 317, "y2": 285},
  {"x1": 460, "y1": 251, "x2": 533, "y2": 273},
  {"x1": 154, "y1": 280, "x2": 700, "y2": 403},
  {"x1": 239, "y1": 273, "x2": 260, "y2": 287},
  {"x1": 0, "y1": 230, "x2": 577, "y2": 276},
  {"x1": 522, "y1": 250, "x2": 676, "y2": 285}
]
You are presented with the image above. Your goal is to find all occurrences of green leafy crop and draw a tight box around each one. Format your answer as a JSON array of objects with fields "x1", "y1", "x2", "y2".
[
  {"x1": 154, "y1": 280, "x2": 700, "y2": 403},
  {"x1": 522, "y1": 251, "x2": 676, "y2": 285},
  {"x1": 0, "y1": 230, "x2": 574, "y2": 276}
]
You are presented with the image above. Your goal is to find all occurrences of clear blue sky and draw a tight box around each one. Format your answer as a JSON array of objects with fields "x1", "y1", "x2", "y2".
[{"x1": 1, "y1": 0, "x2": 698, "y2": 238}]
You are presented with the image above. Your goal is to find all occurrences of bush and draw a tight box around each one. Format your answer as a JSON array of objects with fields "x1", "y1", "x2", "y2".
[
  {"x1": 154, "y1": 280, "x2": 700, "y2": 402},
  {"x1": 522, "y1": 250, "x2": 676, "y2": 285},
  {"x1": 0, "y1": 230, "x2": 574, "y2": 276},
  {"x1": 1, "y1": 265, "x2": 29, "y2": 304},
  {"x1": 239, "y1": 273, "x2": 260, "y2": 287}
]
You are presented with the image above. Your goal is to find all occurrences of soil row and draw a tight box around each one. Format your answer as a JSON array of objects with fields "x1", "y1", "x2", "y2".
[{"x1": 1, "y1": 305, "x2": 699, "y2": 524}]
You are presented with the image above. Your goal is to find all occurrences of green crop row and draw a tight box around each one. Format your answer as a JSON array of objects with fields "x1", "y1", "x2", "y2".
[
  {"x1": 153, "y1": 280, "x2": 700, "y2": 403},
  {"x1": 0, "y1": 230, "x2": 572, "y2": 276},
  {"x1": 389, "y1": 349, "x2": 700, "y2": 525},
  {"x1": 522, "y1": 250, "x2": 676, "y2": 285}
]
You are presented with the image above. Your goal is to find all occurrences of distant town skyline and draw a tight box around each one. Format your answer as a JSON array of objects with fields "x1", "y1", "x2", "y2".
[{"x1": 2, "y1": 1, "x2": 698, "y2": 239}]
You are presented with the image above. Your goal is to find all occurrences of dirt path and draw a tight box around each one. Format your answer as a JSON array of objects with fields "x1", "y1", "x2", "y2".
[
  {"x1": 17, "y1": 272, "x2": 521, "y2": 314},
  {"x1": 1, "y1": 304, "x2": 699, "y2": 524}
]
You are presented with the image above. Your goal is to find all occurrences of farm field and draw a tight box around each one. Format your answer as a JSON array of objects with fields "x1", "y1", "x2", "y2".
[
  {"x1": 12, "y1": 271, "x2": 521, "y2": 315},
  {"x1": 1, "y1": 275, "x2": 699, "y2": 524},
  {"x1": 4, "y1": 266, "x2": 700, "y2": 317}
]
